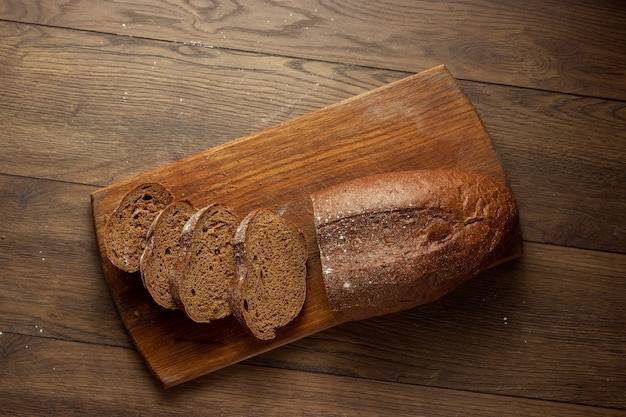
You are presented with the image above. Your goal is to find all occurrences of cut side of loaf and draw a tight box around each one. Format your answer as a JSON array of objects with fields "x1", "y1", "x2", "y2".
[
  {"x1": 311, "y1": 169, "x2": 520, "y2": 323},
  {"x1": 170, "y1": 204, "x2": 240, "y2": 323},
  {"x1": 230, "y1": 209, "x2": 308, "y2": 340},
  {"x1": 105, "y1": 183, "x2": 173, "y2": 272},
  {"x1": 140, "y1": 200, "x2": 197, "y2": 310}
]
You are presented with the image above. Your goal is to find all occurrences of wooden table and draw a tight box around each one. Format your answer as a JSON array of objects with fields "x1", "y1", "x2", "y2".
[{"x1": 1, "y1": 1, "x2": 624, "y2": 415}]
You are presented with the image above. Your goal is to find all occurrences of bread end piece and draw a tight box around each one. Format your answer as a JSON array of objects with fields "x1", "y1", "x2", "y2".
[
  {"x1": 230, "y1": 208, "x2": 308, "y2": 340},
  {"x1": 311, "y1": 169, "x2": 520, "y2": 323}
]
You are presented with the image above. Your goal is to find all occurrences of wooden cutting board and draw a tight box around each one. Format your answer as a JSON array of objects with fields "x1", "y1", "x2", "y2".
[{"x1": 91, "y1": 65, "x2": 522, "y2": 388}]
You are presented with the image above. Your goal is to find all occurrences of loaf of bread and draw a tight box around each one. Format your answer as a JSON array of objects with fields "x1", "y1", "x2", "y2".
[
  {"x1": 105, "y1": 183, "x2": 173, "y2": 272},
  {"x1": 311, "y1": 169, "x2": 519, "y2": 323},
  {"x1": 230, "y1": 208, "x2": 308, "y2": 340},
  {"x1": 140, "y1": 200, "x2": 197, "y2": 309},
  {"x1": 169, "y1": 204, "x2": 240, "y2": 323}
]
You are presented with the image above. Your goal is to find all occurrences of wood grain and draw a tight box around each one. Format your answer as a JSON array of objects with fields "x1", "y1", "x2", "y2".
[
  {"x1": 251, "y1": 242, "x2": 626, "y2": 408},
  {"x1": 0, "y1": 21, "x2": 396, "y2": 185},
  {"x1": 1, "y1": 0, "x2": 625, "y2": 100},
  {"x1": 1, "y1": 172, "x2": 623, "y2": 406},
  {"x1": 0, "y1": 174, "x2": 130, "y2": 346},
  {"x1": 2, "y1": 332, "x2": 625, "y2": 417},
  {"x1": 2, "y1": 21, "x2": 624, "y2": 254},
  {"x1": 464, "y1": 82, "x2": 626, "y2": 253},
  {"x1": 1, "y1": 0, "x2": 625, "y2": 414}
]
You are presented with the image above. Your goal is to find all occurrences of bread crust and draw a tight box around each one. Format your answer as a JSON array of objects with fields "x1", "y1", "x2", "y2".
[
  {"x1": 229, "y1": 208, "x2": 256, "y2": 333},
  {"x1": 169, "y1": 205, "x2": 207, "y2": 313},
  {"x1": 140, "y1": 199, "x2": 196, "y2": 309},
  {"x1": 311, "y1": 169, "x2": 519, "y2": 323}
]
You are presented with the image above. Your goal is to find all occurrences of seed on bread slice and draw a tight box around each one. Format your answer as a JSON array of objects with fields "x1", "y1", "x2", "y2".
[
  {"x1": 140, "y1": 200, "x2": 197, "y2": 309},
  {"x1": 105, "y1": 183, "x2": 173, "y2": 272},
  {"x1": 170, "y1": 204, "x2": 240, "y2": 323},
  {"x1": 230, "y1": 208, "x2": 308, "y2": 340}
]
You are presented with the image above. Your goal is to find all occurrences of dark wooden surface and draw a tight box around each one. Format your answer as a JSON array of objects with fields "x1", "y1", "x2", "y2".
[{"x1": 1, "y1": 1, "x2": 624, "y2": 415}]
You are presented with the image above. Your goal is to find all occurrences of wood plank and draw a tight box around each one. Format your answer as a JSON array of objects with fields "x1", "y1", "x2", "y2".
[
  {"x1": 0, "y1": 174, "x2": 130, "y2": 347},
  {"x1": 1, "y1": 1, "x2": 625, "y2": 99},
  {"x1": 0, "y1": 21, "x2": 393, "y2": 185},
  {"x1": 2, "y1": 2, "x2": 624, "y2": 415},
  {"x1": 464, "y1": 82, "x2": 626, "y2": 253},
  {"x1": 1, "y1": 173, "x2": 623, "y2": 406},
  {"x1": 2, "y1": 333, "x2": 624, "y2": 417},
  {"x1": 92, "y1": 65, "x2": 522, "y2": 387},
  {"x1": 251, "y1": 242, "x2": 626, "y2": 409},
  {"x1": 2, "y1": 22, "x2": 625, "y2": 254}
]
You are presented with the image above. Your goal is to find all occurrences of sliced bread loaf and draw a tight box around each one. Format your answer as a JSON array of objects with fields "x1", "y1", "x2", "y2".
[
  {"x1": 230, "y1": 208, "x2": 308, "y2": 340},
  {"x1": 170, "y1": 204, "x2": 240, "y2": 323},
  {"x1": 140, "y1": 200, "x2": 197, "y2": 309},
  {"x1": 311, "y1": 169, "x2": 519, "y2": 323},
  {"x1": 105, "y1": 183, "x2": 173, "y2": 272}
]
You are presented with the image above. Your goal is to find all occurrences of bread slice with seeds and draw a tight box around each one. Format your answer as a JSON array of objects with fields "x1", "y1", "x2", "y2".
[
  {"x1": 105, "y1": 183, "x2": 173, "y2": 272},
  {"x1": 230, "y1": 208, "x2": 308, "y2": 340},
  {"x1": 140, "y1": 200, "x2": 197, "y2": 309},
  {"x1": 170, "y1": 204, "x2": 240, "y2": 323}
]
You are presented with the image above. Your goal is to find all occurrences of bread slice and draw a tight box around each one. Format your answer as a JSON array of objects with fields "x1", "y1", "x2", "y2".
[
  {"x1": 105, "y1": 183, "x2": 173, "y2": 272},
  {"x1": 230, "y1": 208, "x2": 308, "y2": 340},
  {"x1": 311, "y1": 169, "x2": 520, "y2": 323},
  {"x1": 140, "y1": 200, "x2": 197, "y2": 309},
  {"x1": 170, "y1": 204, "x2": 240, "y2": 323}
]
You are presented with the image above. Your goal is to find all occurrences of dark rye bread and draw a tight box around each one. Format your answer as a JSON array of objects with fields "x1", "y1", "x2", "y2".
[
  {"x1": 105, "y1": 183, "x2": 173, "y2": 272},
  {"x1": 140, "y1": 200, "x2": 197, "y2": 309},
  {"x1": 170, "y1": 204, "x2": 240, "y2": 323},
  {"x1": 230, "y1": 209, "x2": 308, "y2": 340},
  {"x1": 311, "y1": 169, "x2": 520, "y2": 323}
]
